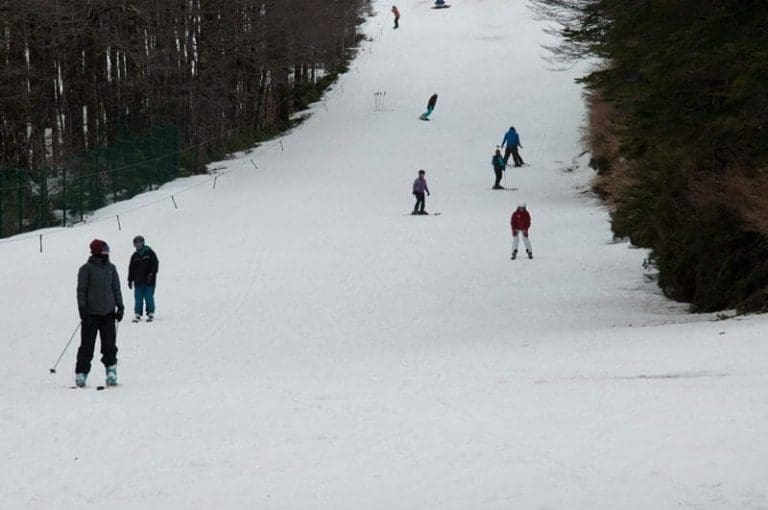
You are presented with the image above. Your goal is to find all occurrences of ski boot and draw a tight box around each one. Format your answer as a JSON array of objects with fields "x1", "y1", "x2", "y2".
[
  {"x1": 527, "y1": 250, "x2": 533, "y2": 259},
  {"x1": 132, "y1": 315, "x2": 141, "y2": 323},
  {"x1": 105, "y1": 365, "x2": 118, "y2": 387},
  {"x1": 75, "y1": 373, "x2": 87, "y2": 388},
  {"x1": 511, "y1": 250, "x2": 517, "y2": 260},
  {"x1": 146, "y1": 313, "x2": 154, "y2": 323}
]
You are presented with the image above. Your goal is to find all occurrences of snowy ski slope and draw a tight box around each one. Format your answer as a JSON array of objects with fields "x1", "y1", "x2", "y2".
[{"x1": 1, "y1": 0, "x2": 767, "y2": 508}]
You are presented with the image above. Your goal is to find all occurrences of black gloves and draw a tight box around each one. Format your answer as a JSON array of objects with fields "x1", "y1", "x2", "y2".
[
  {"x1": 116, "y1": 307, "x2": 124, "y2": 322},
  {"x1": 79, "y1": 307, "x2": 88, "y2": 322}
]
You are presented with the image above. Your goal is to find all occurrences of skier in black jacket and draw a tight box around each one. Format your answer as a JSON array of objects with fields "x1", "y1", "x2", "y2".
[
  {"x1": 76, "y1": 239, "x2": 124, "y2": 387},
  {"x1": 128, "y1": 235, "x2": 159, "y2": 322}
]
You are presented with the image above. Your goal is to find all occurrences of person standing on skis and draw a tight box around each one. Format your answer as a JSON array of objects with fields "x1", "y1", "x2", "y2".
[
  {"x1": 510, "y1": 203, "x2": 533, "y2": 259},
  {"x1": 492, "y1": 148, "x2": 506, "y2": 189},
  {"x1": 501, "y1": 126, "x2": 525, "y2": 167},
  {"x1": 128, "y1": 235, "x2": 159, "y2": 323},
  {"x1": 412, "y1": 169, "x2": 431, "y2": 215},
  {"x1": 392, "y1": 5, "x2": 400, "y2": 29},
  {"x1": 75, "y1": 239, "x2": 124, "y2": 387},
  {"x1": 420, "y1": 93, "x2": 438, "y2": 120}
]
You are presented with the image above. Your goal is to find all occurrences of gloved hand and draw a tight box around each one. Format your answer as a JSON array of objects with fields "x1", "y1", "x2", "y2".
[
  {"x1": 128, "y1": 280, "x2": 133, "y2": 290},
  {"x1": 79, "y1": 307, "x2": 88, "y2": 322},
  {"x1": 427, "y1": 192, "x2": 431, "y2": 197},
  {"x1": 116, "y1": 306, "x2": 124, "y2": 322},
  {"x1": 147, "y1": 273, "x2": 155, "y2": 284}
]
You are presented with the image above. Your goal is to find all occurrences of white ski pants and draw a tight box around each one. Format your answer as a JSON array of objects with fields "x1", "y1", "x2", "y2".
[{"x1": 512, "y1": 230, "x2": 532, "y2": 253}]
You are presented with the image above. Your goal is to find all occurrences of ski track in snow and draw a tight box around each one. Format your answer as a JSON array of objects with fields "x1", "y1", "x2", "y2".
[{"x1": 2, "y1": 1, "x2": 768, "y2": 509}]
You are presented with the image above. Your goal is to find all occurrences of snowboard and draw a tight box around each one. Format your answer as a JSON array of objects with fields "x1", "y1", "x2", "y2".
[
  {"x1": 432, "y1": 4, "x2": 451, "y2": 8},
  {"x1": 407, "y1": 212, "x2": 441, "y2": 216}
]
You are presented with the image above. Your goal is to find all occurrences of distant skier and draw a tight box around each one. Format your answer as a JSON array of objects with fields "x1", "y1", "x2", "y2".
[
  {"x1": 434, "y1": 0, "x2": 447, "y2": 6},
  {"x1": 128, "y1": 235, "x2": 159, "y2": 323},
  {"x1": 492, "y1": 148, "x2": 506, "y2": 189},
  {"x1": 501, "y1": 126, "x2": 525, "y2": 167},
  {"x1": 75, "y1": 239, "x2": 124, "y2": 387},
  {"x1": 510, "y1": 203, "x2": 533, "y2": 259},
  {"x1": 392, "y1": 5, "x2": 400, "y2": 29},
  {"x1": 412, "y1": 169, "x2": 431, "y2": 215},
  {"x1": 420, "y1": 93, "x2": 438, "y2": 120}
]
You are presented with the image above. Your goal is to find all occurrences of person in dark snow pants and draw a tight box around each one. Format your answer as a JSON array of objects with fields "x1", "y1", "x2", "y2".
[
  {"x1": 128, "y1": 235, "x2": 159, "y2": 322},
  {"x1": 75, "y1": 239, "x2": 124, "y2": 387},
  {"x1": 392, "y1": 5, "x2": 400, "y2": 28},
  {"x1": 421, "y1": 93, "x2": 438, "y2": 120},
  {"x1": 510, "y1": 203, "x2": 533, "y2": 259},
  {"x1": 412, "y1": 169, "x2": 430, "y2": 214},
  {"x1": 492, "y1": 148, "x2": 506, "y2": 189},
  {"x1": 501, "y1": 126, "x2": 525, "y2": 167}
]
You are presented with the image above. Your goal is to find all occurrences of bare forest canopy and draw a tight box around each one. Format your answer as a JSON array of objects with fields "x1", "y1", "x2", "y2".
[
  {"x1": 0, "y1": 0, "x2": 370, "y2": 237},
  {"x1": 531, "y1": 0, "x2": 768, "y2": 313}
]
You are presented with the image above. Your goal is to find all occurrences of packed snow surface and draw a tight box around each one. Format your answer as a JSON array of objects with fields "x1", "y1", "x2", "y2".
[{"x1": 2, "y1": 0, "x2": 767, "y2": 508}]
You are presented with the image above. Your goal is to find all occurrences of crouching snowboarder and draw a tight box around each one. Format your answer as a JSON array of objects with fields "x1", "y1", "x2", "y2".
[
  {"x1": 75, "y1": 239, "x2": 124, "y2": 387},
  {"x1": 128, "y1": 235, "x2": 159, "y2": 323},
  {"x1": 420, "y1": 93, "x2": 438, "y2": 120},
  {"x1": 510, "y1": 203, "x2": 533, "y2": 259},
  {"x1": 412, "y1": 169, "x2": 431, "y2": 215},
  {"x1": 492, "y1": 148, "x2": 506, "y2": 189}
]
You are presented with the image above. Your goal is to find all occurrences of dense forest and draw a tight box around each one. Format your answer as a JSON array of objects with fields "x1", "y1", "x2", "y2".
[
  {"x1": 0, "y1": 0, "x2": 369, "y2": 237},
  {"x1": 532, "y1": 0, "x2": 768, "y2": 312}
]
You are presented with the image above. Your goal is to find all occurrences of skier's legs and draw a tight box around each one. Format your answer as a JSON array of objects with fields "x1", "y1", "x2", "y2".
[
  {"x1": 75, "y1": 318, "x2": 98, "y2": 374},
  {"x1": 503, "y1": 146, "x2": 513, "y2": 166},
  {"x1": 414, "y1": 192, "x2": 425, "y2": 212},
  {"x1": 145, "y1": 285, "x2": 156, "y2": 314},
  {"x1": 494, "y1": 168, "x2": 502, "y2": 187},
  {"x1": 134, "y1": 285, "x2": 145, "y2": 316},
  {"x1": 423, "y1": 106, "x2": 434, "y2": 119},
  {"x1": 512, "y1": 147, "x2": 524, "y2": 166},
  {"x1": 522, "y1": 232, "x2": 532, "y2": 252},
  {"x1": 512, "y1": 231, "x2": 520, "y2": 252},
  {"x1": 394, "y1": 17, "x2": 399, "y2": 28},
  {"x1": 98, "y1": 315, "x2": 118, "y2": 368}
]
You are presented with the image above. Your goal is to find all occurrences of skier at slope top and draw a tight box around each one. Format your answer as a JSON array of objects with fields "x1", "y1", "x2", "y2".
[
  {"x1": 412, "y1": 169, "x2": 431, "y2": 215},
  {"x1": 510, "y1": 203, "x2": 533, "y2": 260},
  {"x1": 128, "y1": 235, "x2": 159, "y2": 323},
  {"x1": 420, "y1": 93, "x2": 438, "y2": 120},
  {"x1": 75, "y1": 239, "x2": 124, "y2": 388},
  {"x1": 501, "y1": 126, "x2": 525, "y2": 167},
  {"x1": 392, "y1": 5, "x2": 400, "y2": 29},
  {"x1": 492, "y1": 148, "x2": 506, "y2": 189}
]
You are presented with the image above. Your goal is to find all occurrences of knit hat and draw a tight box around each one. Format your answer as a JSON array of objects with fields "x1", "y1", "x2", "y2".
[
  {"x1": 133, "y1": 235, "x2": 145, "y2": 245},
  {"x1": 89, "y1": 239, "x2": 109, "y2": 256},
  {"x1": 518, "y1": 202, "x2": 526, "y2": 209}
]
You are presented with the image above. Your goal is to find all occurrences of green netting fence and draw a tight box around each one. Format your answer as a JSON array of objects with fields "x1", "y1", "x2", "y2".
[{"x1": 0, "y1": 126, "x2": 180, "y2": 238}]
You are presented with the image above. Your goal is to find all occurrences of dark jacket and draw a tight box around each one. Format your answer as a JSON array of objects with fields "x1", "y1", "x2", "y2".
[
  {"x1": 128, "y1": 246, "x2": 159, "y2": 287},
  {"x1": 427, "y1": 94, "x2": 438, "y2": 110},
  {"x1": 77, "y1": 256, "x2": 124, "y2": 316},
  {"x1": 492, "y1": 154, "x2": 505, "y2": 170}
]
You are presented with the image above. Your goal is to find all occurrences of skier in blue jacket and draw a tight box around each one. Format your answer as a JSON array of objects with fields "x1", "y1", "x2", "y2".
[{"x1": 500, "y1": 126, "x2": 525, "y2": 167}]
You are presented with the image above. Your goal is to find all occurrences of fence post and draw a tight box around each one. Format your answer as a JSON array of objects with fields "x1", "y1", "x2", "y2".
[
  {"x1": 17, "y1": 167, "x2": 23, "y2": 235},
  {"x1": 0, "y1": 166, "x2": 4, "y2": 237},
  {"x1": 62, "y1": 166, "x2": 67, "y2": 227}
]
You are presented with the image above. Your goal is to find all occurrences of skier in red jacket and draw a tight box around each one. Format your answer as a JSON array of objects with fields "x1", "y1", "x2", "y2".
[
  {"x1": 510, "y1": 203, "x2": 532, "y2": 259},
  {"x1": 392, "y1": 5, "x2": 400, "y2": 29}
]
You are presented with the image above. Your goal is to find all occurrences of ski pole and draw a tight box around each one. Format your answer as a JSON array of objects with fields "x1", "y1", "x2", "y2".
[
  {"x1": 49, "y1": 323, "x2": 81, "y2": 374},
  {"x1": 504, "y1": 168, "x2": 508, "y2": 189}
]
